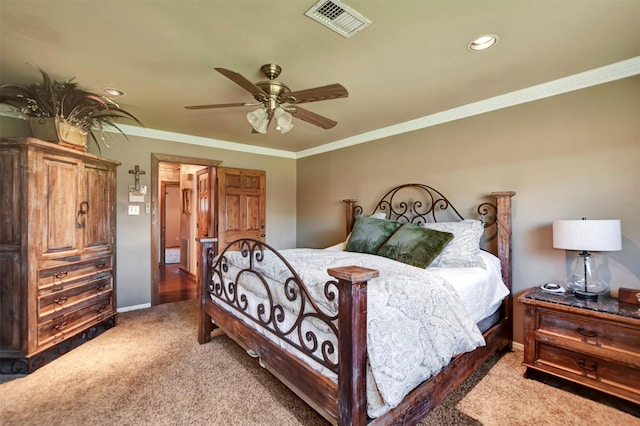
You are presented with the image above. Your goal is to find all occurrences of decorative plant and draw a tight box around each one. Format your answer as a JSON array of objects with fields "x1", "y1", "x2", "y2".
[{"x1": 0, "y1": 69, "x2": 143, "y2": 152}]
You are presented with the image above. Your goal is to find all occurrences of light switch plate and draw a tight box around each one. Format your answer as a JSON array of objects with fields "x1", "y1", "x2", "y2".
[{"x1": 128, "y1": 205, "x2": 140, "y2": 215}]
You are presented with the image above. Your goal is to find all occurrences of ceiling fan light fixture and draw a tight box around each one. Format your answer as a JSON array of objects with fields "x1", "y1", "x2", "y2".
[
  {"x1": 274, "y1": 107, "x2": 294, "y2": 134},
  {"x1": 103, "y1": 87, "x2": 126, "y2": 97},
  {"x1": 468, "y1": 34, "x2": 499, "y2": 51},
  {"x1": 247, "y1": 108, "x2": 269, "y2": 134}
]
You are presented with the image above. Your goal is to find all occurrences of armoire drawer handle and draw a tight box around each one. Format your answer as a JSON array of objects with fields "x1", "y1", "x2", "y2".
[
  {"x1": 578, "y1": 359, "x2": 598, "y2": 372},
  {"x1": 577, "y1": 327, "x2": 597, "y2": 338},
  {"x1": 55, "y1": 271, "x2": 68, "y2": 280},
  {"x1": 96, "y1": 304, "x2": 107, "y2": 313},
  {"x1": 53, "y1": 321, "x2": 68, "y2": 331},
  {"x1": 96, "y1": 263, "x2": 106, "y2": 269},
  {"x1": 54, "y1": 297, "x2": 68, "y2": 305},
  {"x1": 96, "y1": 283, "x2": 107, "y2": 291}
]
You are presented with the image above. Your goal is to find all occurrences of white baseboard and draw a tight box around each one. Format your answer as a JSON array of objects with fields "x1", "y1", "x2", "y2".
[
  {"x1": 512, "y1": 341, "x2": 524, "y2": 351},
  {"x1": 117, "y1": 303, "x2": 151, "y2": 313}
]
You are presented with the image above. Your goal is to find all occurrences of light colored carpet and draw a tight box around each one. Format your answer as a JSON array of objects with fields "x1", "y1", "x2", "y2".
[
  {"x1": 457, "y1": 350, "x2": 640, "y2": 425},
  {"x1": 1, "y1": 299, "x2": 637, "y2": 425}
]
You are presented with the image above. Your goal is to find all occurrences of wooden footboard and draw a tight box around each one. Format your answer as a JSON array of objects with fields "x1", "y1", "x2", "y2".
[{"x1": 198, "y1": 188, "x2": 515, "y2": 426}]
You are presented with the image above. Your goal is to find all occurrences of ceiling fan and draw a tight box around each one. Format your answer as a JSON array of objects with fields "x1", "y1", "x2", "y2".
[{"x1": 184, "y1": 64, "x2": 348, "y2": 134}]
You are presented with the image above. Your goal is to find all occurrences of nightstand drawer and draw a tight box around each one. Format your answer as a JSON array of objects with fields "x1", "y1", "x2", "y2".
[
  {"x1": 537, "y1": 343, "x2": 640, "y2": 402},
  {"x1": 537, "y1": 309, "x2": 640, "y2": 359}
]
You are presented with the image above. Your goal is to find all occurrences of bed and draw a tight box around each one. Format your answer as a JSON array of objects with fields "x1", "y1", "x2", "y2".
[{"x1": 198, "y1": 184, "x2": 515, "y2": 425}]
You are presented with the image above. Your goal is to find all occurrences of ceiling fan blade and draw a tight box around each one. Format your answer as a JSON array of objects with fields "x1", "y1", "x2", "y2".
[
  {"x1": 289, "y1": 105, "x2": 337, "y2": 129},
  {"x1": 215, "y1": 67, "x2": 268, "y2": 97},
  {"x1": 283, "y1": 83, "x2": 348, "y2": 104},
  {"x1": 185, "y1": 102, "x2": 255, "y2": 110}
]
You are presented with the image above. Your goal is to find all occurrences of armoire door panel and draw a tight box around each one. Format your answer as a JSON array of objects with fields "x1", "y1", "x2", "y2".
[
  {"x1": 0, "y1": 147, "x2": 21, "y2": 245},
  {"x1": 39, "y1": 155, "x2": 82, "y2": 259},
  {"x1": 83, "y1": 163, "x2": 113, "y2": 252}
]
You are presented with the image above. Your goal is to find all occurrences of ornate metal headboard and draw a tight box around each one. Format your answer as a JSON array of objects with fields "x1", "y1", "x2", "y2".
[{"x1": 343, "y1": 183, "x2": 497, "y2": 235}]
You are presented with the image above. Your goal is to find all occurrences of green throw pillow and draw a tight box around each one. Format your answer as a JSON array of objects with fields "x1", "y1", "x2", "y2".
[
  {"x1": 377, "y1": 223, "x2": 454, "y2": 268},
  {"x1": 345, "y1": 216, "x2": 403, "y2": 254}
]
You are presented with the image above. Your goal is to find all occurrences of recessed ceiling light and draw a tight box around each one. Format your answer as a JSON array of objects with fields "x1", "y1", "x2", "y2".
[
  {"x1": 468, "y1": 34, "x2": 499, "y2": 51},
  {"x1": 103, "y1": 87, "x2": 126, "y2": 97}
]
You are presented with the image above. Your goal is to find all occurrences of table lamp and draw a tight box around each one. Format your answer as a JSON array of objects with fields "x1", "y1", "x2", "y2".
[{"x1": 552, "y1": 218, "x2": 621, "y2": 299}]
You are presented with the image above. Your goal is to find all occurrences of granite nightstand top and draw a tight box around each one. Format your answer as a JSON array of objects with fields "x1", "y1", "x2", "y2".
[{"x1": 522, "y1": 287, "x2": 640, "y2": 320}]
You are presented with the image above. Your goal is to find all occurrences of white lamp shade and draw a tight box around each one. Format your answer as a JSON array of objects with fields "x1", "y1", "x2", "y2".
[{"x1": 553, "y1": 219, "x2": 622, "y2": 251}]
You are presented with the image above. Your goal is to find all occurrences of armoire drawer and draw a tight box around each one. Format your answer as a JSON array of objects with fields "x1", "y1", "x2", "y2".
[
  {"x1": 536, "y1": 342, "x2": 640, "y2": 402},
  {"x1": 536, "y1": 308, "x2": 640, "y2": 359},
  {"x1": 38, "y1": 275, "x2": 113, "y2": 321},
  {"x1": 37, "y1": 294, "x2": 114, "y2": 349},
  {"x1": 38, "y1": 257, "x2": 112, "y2": 291}
]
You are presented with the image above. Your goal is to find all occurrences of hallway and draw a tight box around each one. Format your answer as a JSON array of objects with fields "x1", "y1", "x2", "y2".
[{"x1": 158, "y1": 264, "x2": 198, "y2": 304}]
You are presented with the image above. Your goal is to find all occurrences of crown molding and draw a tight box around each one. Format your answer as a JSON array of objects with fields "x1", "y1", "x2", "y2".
[{"x1": 114, "y1": 125, "x2": 297, "y2": 159}]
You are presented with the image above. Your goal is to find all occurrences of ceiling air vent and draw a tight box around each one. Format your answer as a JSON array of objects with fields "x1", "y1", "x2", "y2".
[{"x1": 305, "y1": 0, "x2": 371, "y2": 38}]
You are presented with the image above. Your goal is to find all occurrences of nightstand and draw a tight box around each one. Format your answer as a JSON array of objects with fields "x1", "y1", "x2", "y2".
[{"x1": 519, "y1": 287, "x2": 640, "y2": 405}]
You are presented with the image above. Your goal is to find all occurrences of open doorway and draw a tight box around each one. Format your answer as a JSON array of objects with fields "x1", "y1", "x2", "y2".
[
  {"x1": 161, "y1": 181, "x2": 181, "y2": 265},
  {"x1": 151, "y1": 154, "x2": 222, "y2": 306}
]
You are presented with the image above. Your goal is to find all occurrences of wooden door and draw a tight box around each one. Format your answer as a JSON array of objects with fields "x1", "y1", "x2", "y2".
[
  {"x1": 196, "y1": 168, "x2": 211, "y2": 240},
  {"x1": 217, "y1": 167, "x2": 265, "y2": 250},
  {"x1": 82, "y1": 161, "x2": 115, "y2": 255},
  {"x1": 37, "y1": 152, "x2": 82, "y2": 260}
]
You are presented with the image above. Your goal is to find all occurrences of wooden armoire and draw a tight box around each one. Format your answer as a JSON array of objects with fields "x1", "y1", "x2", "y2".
[{"x1": 0, "y1": 137, "x2": 119, "y2": 373}]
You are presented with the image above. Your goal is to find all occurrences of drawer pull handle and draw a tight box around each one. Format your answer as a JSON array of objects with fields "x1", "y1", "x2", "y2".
[
  {"x1": 53, "y1": 321, "x2": 68, "y2": 331},
  {"x1": 96, "y1": 263, "x2": 106, "y2": 269},
  {"x1": 54, "y1": 271, "x2": 68, "y2": 280},
  {"x1": 54, "y1": 297, "x2": 68, "y2": 305},
  {"x1": 578, "y1": 359, "x2": 598, "y2": 372},
  {"x1": 96, "y1": 283, "x2": 107, "y2": 291},
  {"x1": 577, "y1": 327, "x2": 597, "y2": 338},
  {"x1": 96, "y1": 304, "x2": 107, "y2": 313}
]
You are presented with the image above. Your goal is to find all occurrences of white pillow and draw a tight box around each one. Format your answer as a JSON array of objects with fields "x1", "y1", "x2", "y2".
[
  {"x1": 324, "y1": 241, "x2": 346, "y2": 251},
  {"x1": 422, "y1": 219, "x2": 486, "y2": 269}
]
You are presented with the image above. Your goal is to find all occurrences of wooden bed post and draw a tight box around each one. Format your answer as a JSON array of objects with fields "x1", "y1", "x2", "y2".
[
  {"x1": 491, "y1": 191, "x2": 515, "y2": 350},
  {"x1": 491, "y1": 191, "x2": 515, "y2": 291},
  {"x1": 328, "y1": 266, "x2": 379, "y2": 426},
  {"x1": 197, "y1": 238, "x2": 218, "y2": 344},
  {"x1": 343, "y1": 199, "x2": 357, "y2": 237}
]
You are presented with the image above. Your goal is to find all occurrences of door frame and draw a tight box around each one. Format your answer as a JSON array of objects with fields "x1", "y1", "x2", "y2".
[{"x1": 150, "y1": 153, "x2": 222, "y2": 306}]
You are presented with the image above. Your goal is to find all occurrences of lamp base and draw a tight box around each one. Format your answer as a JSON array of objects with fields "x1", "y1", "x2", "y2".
[
  {"x1": 571, "y1": 289, "x2": 600, "y2": 300},
  {"x1": 565, "y1": 251, "x2": 610, "y2": 300}
]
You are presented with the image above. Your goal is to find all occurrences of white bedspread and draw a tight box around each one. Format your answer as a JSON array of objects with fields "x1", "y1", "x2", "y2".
[{"x1": 213, "y1": 248, "x2": 498, "y2": 417}]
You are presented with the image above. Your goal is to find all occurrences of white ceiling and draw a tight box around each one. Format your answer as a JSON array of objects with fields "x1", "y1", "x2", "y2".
[{"x1": 1, "y1": 1, "x2": 639, "y2": 156}]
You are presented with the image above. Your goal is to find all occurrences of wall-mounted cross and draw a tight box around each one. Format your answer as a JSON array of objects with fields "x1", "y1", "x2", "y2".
[{"x1": 128, "y1": 165, "x2": 146, "y2": 191}]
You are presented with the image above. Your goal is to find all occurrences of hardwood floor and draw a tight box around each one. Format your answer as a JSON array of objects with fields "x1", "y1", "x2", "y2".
[{"x1": 158, "y1": 264, "x2": 198, "y2": 304}]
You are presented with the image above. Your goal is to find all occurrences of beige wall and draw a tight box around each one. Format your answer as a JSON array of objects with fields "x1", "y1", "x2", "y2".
[
  {"x1": 296, "y1": 76, "x2": 640, "y2": 345},
  {"x1": 0, "y1": 117, "x2": 297, "y2": 309}
]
